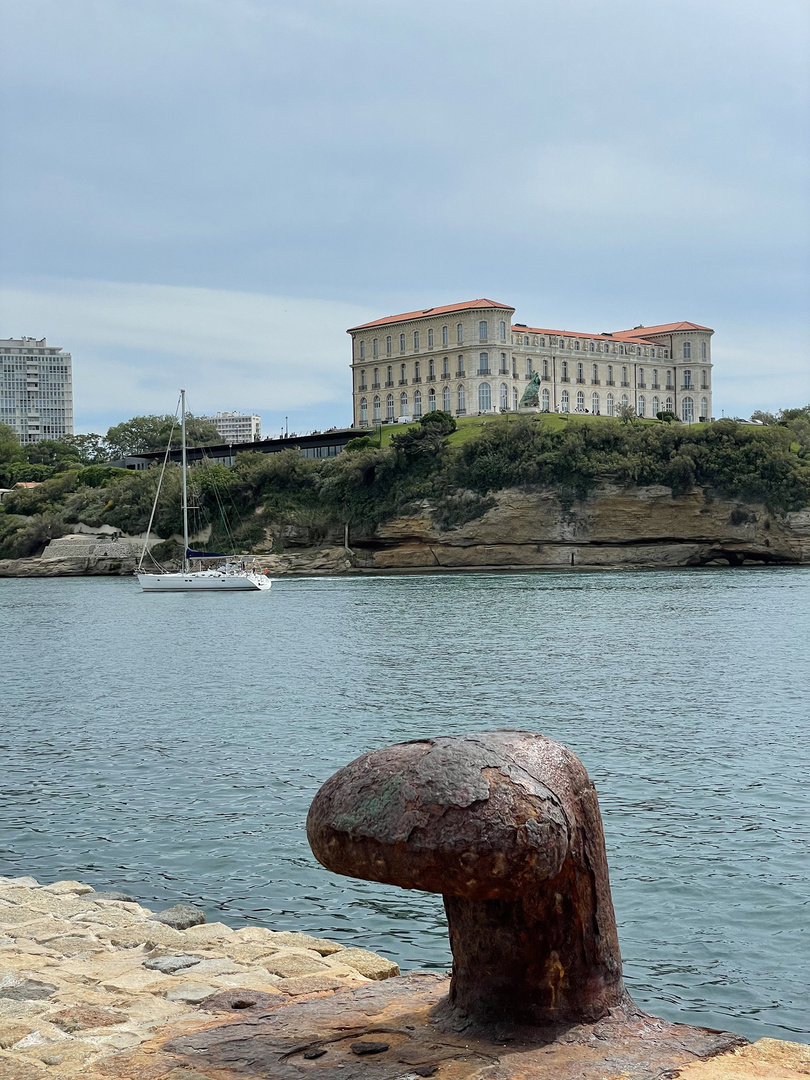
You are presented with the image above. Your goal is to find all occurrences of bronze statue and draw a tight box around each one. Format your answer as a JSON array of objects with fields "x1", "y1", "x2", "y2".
[{"x1": 519, "y1": 370, "x2": 542, "y2": 408}]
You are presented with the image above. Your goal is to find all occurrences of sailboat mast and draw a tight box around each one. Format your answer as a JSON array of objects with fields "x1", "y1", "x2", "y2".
[{"x1": 180, "y1": 389, "x2": 189, "y2": 573}]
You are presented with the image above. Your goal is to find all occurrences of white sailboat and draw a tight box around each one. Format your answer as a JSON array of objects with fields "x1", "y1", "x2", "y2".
[{"x1": 137, "y1": 390, "x2": 272, "y2": 593}]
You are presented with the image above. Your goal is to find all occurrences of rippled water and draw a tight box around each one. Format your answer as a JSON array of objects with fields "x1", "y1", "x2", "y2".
[{"x1": 1, "y1": 569, "x2": 808, "y2": 1043}]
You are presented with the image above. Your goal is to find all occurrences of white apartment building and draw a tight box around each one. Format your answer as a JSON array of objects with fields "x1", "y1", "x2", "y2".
[
  {"x1": 0, "y1": 337, "x2": 74, "y2": 444},
  {"x1": 201, "y1": 411, "x2": 262, "y2": 444},
  {"x1": 348, "y1": 299, "x2": 713, "y2": 426}
]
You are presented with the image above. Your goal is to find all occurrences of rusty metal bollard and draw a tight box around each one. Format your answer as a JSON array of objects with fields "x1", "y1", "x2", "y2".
[{"x1": 307, "y1": 730, "x2": 628, "y2": 1028}]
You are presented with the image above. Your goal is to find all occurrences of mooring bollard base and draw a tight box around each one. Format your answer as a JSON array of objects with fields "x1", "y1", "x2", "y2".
[{"x1": 164, "y1": 972, "x2": 748, "y2": 1079}]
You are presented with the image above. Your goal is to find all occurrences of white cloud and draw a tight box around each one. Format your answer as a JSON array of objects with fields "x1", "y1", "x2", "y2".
[{"x1": 0, "y1": 278, "x2": 375, "y2": 428}]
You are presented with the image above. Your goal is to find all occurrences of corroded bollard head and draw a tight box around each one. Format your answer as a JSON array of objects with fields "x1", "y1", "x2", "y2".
[{"x1": 307, "y1": 731, "x2": 628, "y2": 1027}]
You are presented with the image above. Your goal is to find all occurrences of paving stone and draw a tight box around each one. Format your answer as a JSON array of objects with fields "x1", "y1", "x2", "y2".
[
  {"x1": 89, "y1": 891, "x2": 137, "y2": 903},
  {"x1": 264, "y1": 930, "x2": 345, "y2": 955},
  {"x1": 41, "y1": 881, "x2": 96, "y2": 896},
  {"x1": 19, "y1": 894, "x2": 94, "y2": 919},
  {"x1": 0, "y1": 976, "x2": 58, "y2": 1001},
  {"x1": 50, "y1": 1004, "x2": 125, "y2": 1031},
  {"x1": 0, "y1": 1021, "x2": 35, "y2": 1048},
  {"x1": 214, "y1": 941, "x2": 279, "y2": 965},
  {"x1": 101, "y1": 924, "x2": 185, "y2": 950},
  {"x1": 262, "y1": 951, "x2": 330, "y2": 978},
  {"x1": 36, "y1": 933, "x2": 105, "y2": 956},
  {"x1": 174, "y1": 922, "x2": 232, "y2": 945},
  {"x1": 333, "y1": 946, "x2": 401, "y2": 980},
  {"x1": 0, "y1": 1049, "x2": 49, "y2": 1079},
  {"x1": 102, "y1": 968, "x2": 173, "y2": 993},
  {"x1": 199, "y1": 988, "x2": 283, "y2": 1013},
  {"x1": 87, "y1": 1047, "x2": 180, "y2": 1078},
  {"x1": 208, "y1": 970, "x2": 282, "y2": 992},
  {"x1": 181, "y1": 958, "x2": 239, "y2": 977},
  {"x1": 277, "y1": 972, "x2": 349, "y2": 995},
  {"x1": 164, "y1": 983, "x2": 218, "y2": 1004},
  {"x1": 143, "y1": 955, "x2": 202, "y2": 975}
]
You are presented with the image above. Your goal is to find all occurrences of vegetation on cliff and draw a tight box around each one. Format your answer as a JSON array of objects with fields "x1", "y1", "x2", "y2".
[{"x1": 1, "y1": 409, "x2": 809, "y2": 560}]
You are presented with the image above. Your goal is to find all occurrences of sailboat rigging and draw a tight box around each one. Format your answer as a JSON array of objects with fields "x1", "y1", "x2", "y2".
[{"x1": 136, "y1": 390, "x2": 272, "y2": 593}]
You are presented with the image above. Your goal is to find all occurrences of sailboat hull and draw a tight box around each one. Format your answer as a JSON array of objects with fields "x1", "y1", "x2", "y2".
[{"x1": 138, "y1": 571, "x2": 272, "y2": 592}]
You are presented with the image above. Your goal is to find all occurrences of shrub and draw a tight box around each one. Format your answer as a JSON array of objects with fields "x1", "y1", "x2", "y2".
[{"x1": 420, "y1": 410, "x2": 457, "y2": 434}]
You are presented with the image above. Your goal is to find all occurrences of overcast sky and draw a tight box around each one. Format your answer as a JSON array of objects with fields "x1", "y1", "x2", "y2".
[{"x1": 1, "y1": 0, "x2": 808, "y2": 434}]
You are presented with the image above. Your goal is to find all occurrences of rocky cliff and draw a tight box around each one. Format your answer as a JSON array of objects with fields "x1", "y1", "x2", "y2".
[{"x1": 1, "y1": 484, "x2": 809, "y2": 577}]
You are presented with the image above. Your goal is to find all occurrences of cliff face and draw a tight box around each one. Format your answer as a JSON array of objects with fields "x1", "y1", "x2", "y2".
[
  {"x1": 1, "y1": 485, "x2": 808, "y2": 577},
  {"x1": 351, "y1": 485, "x2": 810, "y2": 571}
]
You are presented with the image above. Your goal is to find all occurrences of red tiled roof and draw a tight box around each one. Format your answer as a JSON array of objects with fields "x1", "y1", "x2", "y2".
[
  {"x1": 512, "y1": 325, "x2": 659, "y2": 346},
  {"x1": 619, "y1": 321, "x2": 713, "y2": 336},
  {"x1": 348, "y1": 299, "x2": 514, "y2": 333}
]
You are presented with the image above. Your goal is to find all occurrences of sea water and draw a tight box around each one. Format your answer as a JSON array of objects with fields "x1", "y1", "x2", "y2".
[{"x1": 1, "y1": 568, "x2": 808, "y2": 1042}]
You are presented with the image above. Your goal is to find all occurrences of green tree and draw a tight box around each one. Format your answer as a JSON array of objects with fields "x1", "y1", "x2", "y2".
[
  {"x1": 24, "y1": 439, "x2": 82, "y2": 469},
  {"x1": 59, "y1": 433, "x2": 110, "y2": 464},
  {"x1": 105, "y1": 414, "x2": 220, "y2": 458}
]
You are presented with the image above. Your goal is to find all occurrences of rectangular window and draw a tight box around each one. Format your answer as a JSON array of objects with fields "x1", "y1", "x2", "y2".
[
  {"x1": 442, "y1": 326, "x2": 448, "y2": 346},
  {"x1": 428, "y1": 328, "x2": 434, "y2": 347},
  {"x1": 399, "y1": 333, "x2": 406, "y2": 353},
  {"x1": 386, "y1": 336, "x2": 392, "y2": 355},
  {"x1": 479, "y1": 321, "x2": 487, "y2": 342},
  {"x1": 457, "y1": 323, "x2": 463, "y2": 343}
]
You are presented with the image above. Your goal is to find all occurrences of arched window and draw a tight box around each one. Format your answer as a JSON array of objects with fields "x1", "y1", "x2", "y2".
[
  {"x1": 701, "y1": 341, "x2": 707, "y2": 359},
  {"x1": 359, "y1": 369, "x2": 366, "y2": 389},
  {"x1": 701, "y1": 369, "x2": 708, "y2": 388},
  {"x1": 607, "y1": 364, "x2": 613, "y2": 385},
  {"x1": 360, "y1": 397, "x2": 368, "y2": 423},
  {"x1": 574, "y1": 340, "x2": 580, "y2": 351},
  {"x1": 442, "y1": 325, "x2": 448, "y2": 346},
  {"x1": 427, "y1": 328, "x2": 434, "y2": 347},
  {"x1": 683, "y1": 341, "x2": 691, "y2": 359},
  {"x1": 443, "y1": 385, "x2": 451, "y2": 411},
  {"x1": 638, "y1": 367, "x2": 644, "y2": 387},
  {"x1": 592, "y1": 363, "x2": 598, "y2": 382},
  {"x1": 561, "y1": 360, "x2": 568, "y2": 380},
  {"x1": 666, "y1": 370, "x2": 673, "y2": 389},
  {"x1": 500, "y1": 383, "x2": 508, "y2": 410},
  {"x1": 499, "y1": 320, "x2": 506, "y2": 340},
  {"x1": 621, "y1": 365, "x2": 628, "y2": 385},
  {"x1": 665, "y1": 396, "x2": 673, "y2": 412},
  {"x1": 457, "y1": 384, "x2": 466, "y2": 413},
  {"x1": 414, "y1": 361, "x2": 421, "y2": 381},
  {"x1": 386, "y1": 393, "x2": 395, "y2": 420},
  {"x1": 576, "y1": 390, "x2": 585, "y2": 411},
  {"x1": 400, "y1": 392, "x2": 408, "y2": 416},
  {"x1": 561, "y1": 389, "x2": 569, "y2": 412},
  {"x1": 373, "y1": 367, "x2": 379, "y2": 387},
  {"x1": 638, "y1": 395, "x2": 646, "y2": 417},
  {"x1": 359, "y1": 340, "x2": 365, "y2": 359},
  {"x1": 413, "y1": 390, "x2": 422, "y2": 418},
  {"x1": 541, "y1": 387, "x2": 550, "y2": 411},
  {"x1": 372, "y1": 338, "x2": 378, "y2": 358},
  {"x1": 442, "y1": 356, "x2": 449, "y2": 377},
  {"x1": 412, "y1": 331, "x2": 419, "y2": 350},
  {"x1": 499, "y1": 352, "x2": 507, "y2": 374},
  {"x1": 478, "y1": 352, "x2": 489, "y2": 375},
  {"x1": 652, "y1": 368, "x2": 658, "y2": 388},
  {"x1": 479, "y1": 320, "x2": 488, "y2": 341},
  {"x1": 621, "y1": 393, "x2": 629, "y2": 408},
  {"x1": 606, "y1": 392, "x2": 615, "y2": 416},
  {"x1": 701, "y1": 396, "x2": 709, "y2": 420},
  {"x1": 399, "y1": 333, "x2": 405, "y2": 352},
  {"x1": 400, "y1": 363, "x2": 407, "y2": 383},
  {"x1": 457, "y1": 354, "x2": 464, "y2": 375},
  {"x1": 589, "y1": 341, "x2": 595, "y2": 352},
  {"x1": 542, "y1": 358, "x2": 549, "y2": 378},
  {"x1": 683, "y1": 369, "x2": 692, "y2": 389},
  {"x1": 526, "y1": 357, "x2": 533, "y2": 377},
  {"x1": 428, "y1": 387, "x2": 437, "y2": 410},
  {"x1": 577, "y1": 362, "x2": 583, "y2": 382},
  {"x1": 457, "y1": 323, "x2": 463, "y2": 343},
  {"x1": 681, "y1": 396, "x2": 694, "y2": 423},
  {"x1": 652, "y1": 395, "x2": 660, "y2": 416},
  {"x1": 386, "y1": 336, "x2": 392, "y2": 355},
  {"x1": 428, "y1": 358, "x2": 435, "y2": 379},
  {"x1": 513, "y1": 387, "x2": 518, "y2": 410},
  {"x1": 524, "y1": 335, "x2": 530, "y2": 344},
  {"x1": 592, "y1": 392, "x2": 600, "y2": 414},
  {"x1": 478, "y1": 382, "x2": 491, "y2": 411},
  {"x1": 387, "y1": 365, "x2": 393, "y2": 385},
  {"x1": 619, "y1": 345, "x2": 624, "y2": 355},
  {"x1": 373, "y1": 395, "x2": 381, "y2": 421}
]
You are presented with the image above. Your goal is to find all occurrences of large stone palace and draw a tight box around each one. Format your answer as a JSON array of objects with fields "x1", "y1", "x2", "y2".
[{"x1": 347, "y1": 299, "x2": 713, "y2": 427}]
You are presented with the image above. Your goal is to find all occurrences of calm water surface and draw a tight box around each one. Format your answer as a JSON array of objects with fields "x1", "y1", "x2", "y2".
[{"x1": 1, "y1": 569, "x2": 808, "y2": 1042}]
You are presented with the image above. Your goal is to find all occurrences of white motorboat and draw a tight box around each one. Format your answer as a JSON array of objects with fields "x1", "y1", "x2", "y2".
[{"x1": 136, "y1": 390, "x2": 272, "y2": 593}]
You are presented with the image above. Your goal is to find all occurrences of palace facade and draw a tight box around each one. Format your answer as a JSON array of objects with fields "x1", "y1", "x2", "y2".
[{"x1": 347, "y1": 299, "x2": 713, "y2": 427}]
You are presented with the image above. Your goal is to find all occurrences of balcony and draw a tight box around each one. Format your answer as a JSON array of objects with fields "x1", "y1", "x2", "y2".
[
  {"x1": 591, "y1": 379, "x2": 601, "y2": 385},
  {"x1": 399, "y1": 379, "x2": 408, "y2": 386},
  {"x1": 477, "y1": 369, "x2": 490, "y2": 376},
  {"x1": 385, "y1": 380, "x2": 394, "y2": 388},
  {"x1": 560, "y1": 376, "x2": 570, "y2": 383},
  {"x1": 638, "y1": 381, "x2": 646, "y2": 389},
  {"x1": 606, "y1": 380, "x2": 615, "y2": 387},
  {"x1": 576, "y1": 378, "x2": 586, "y2": 384},
  {"x1": 621, "y1": 381, "x2": 630, "y2": 387},
  {"x1": 427, "y1": 374, "x2": 436, "y2": 382},
  {"x1": 456, "y1": 370, "x2": 465, "y2": 378},
  {"x1": 681, "y1": 383, "x2": 692, "y2": 391},
  {"x1": 412, "y1": 376, "x2": 422, "y2": 384},
  {"x1": 371, "y1": 382, "x2": 380, "y2": 389}
]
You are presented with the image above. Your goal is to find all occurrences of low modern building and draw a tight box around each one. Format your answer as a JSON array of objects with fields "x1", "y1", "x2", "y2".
[
  {"x1": 0, "y1": 337, "x2": 74, "y2": 444},
  {"x1": 201, "y1": 411, "x2": 262, "y2": 443},
  {"x1": 347, "y1": 300, "x2": 713, "y2": 426}
]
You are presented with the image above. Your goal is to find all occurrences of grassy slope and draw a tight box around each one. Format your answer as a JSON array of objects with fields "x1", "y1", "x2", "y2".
[{"x1": 379, "y1": 412, "x2": 659, "y2": 448}]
